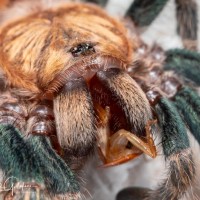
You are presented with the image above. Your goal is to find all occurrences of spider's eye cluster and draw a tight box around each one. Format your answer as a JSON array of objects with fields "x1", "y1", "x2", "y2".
[{"x1": 70, "y1": 43, "x2": 95, "y2": 57}]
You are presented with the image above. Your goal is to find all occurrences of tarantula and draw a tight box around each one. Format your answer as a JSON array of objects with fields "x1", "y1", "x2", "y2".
[{"x1": 0, "y1": 0, "x2": 199, "y2": 200}]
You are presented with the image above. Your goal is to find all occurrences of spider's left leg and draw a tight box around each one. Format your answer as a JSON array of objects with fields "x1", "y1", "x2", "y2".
[{"x1": 117, "y1": 96, "x2": 195, "y2": 200}]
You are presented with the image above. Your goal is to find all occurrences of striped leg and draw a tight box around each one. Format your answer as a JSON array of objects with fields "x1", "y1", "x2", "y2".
[
  {"x1": 175, "y1": 0, "x2": 198, "y2": 50},
  {"x1": 117, "y1": 98, "x2": 195, "y2": 200}
]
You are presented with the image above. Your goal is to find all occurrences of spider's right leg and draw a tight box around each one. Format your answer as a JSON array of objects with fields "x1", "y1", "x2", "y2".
[
  {"x1": 117, "y1": 96, "x2": 195, "y2": 200},
  {"x1": 148, "y1": 97, "x2": 194, "y2": 200}
]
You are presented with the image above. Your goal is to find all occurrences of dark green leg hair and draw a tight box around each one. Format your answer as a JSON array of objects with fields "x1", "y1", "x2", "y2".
[
  {"x1": 175, "y1": 0, "x2": 198, "y2": 50},
  {"x1": 165, "y1": 49, "x2": 200, "y2": 85},
  {"x1": 0, "y1": 124, "x2": 79, "y2": 199},
  {"x1": 175, "y1": 87, "x2": 200, "y2": 144},
  {"x1": 125, "y1": 0, "x2": 169, "y2": 27},
  {"x1": 116, "y1": 98, "x2": 194, "y2": 200},
  {"x1": 147, "y1": 98, "x2": 194, "y2": 200},
  {"x1": 156, "y1": 98, "x2": 190, "y2": 156}
]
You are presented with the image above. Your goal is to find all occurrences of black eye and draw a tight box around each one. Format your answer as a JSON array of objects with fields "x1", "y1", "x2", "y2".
[{"x1": 70, "y1": 43, "x2": 95, "y2": 57}]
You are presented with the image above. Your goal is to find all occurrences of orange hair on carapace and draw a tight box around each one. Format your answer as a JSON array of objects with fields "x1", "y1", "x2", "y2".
[{"x1": 0, "y1": 3, "x2": 133, "y2": 96}]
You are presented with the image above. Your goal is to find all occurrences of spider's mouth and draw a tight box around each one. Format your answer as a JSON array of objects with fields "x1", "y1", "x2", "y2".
[
  {"x1": 44, "y1": 55, "x2": 156, "y2": 166},
  {"x1": 89, "y1": 68, "x2": 156, "y2": 166}
]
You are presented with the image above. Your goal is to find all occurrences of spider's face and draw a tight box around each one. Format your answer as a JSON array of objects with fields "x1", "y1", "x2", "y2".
[
  {"x1": 0, "y1": 2, "x2": 156, "y2": 199},
  {"x1": 0, "y1": 2, "x2": 154, "y2": 167},
  {"x1": 0, "y1": 3, "x2": 132, "y2": 92}
]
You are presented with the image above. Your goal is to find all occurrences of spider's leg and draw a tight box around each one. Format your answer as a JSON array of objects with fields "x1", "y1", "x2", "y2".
[
  {"x1": 175, "y1": 0, "x2": 198, "y2": 50},
  {"x1": 25, "y1": 134, "x2": 80, "y2": 197},
  {"x1": 174, "y1": 87, "x2": 200, "y2": 144},
  {"x1": 0, "y1": 124, "x2": 80, "y2": 199},
  {"x1": 53, "y1": 77, "x2": 97, "y2": 170},
  {"x1": 165, "y1": 49, "x2": 200, "y2": 85},
  {"x1": 125, "y1": 0, "x2": 169, "y2": 27},
  {"x1": 117, "y1": 97, "x2": 195, "y2": 200},
  {"x1": 0, "y1": 95, "x2": 79, "y2": 198},
  {"x1": 150, "y1": 97, "x2": 194, "y2": 199},
  {"x1": 126, "y1": 0, "x2": 198, "y2": 50}
]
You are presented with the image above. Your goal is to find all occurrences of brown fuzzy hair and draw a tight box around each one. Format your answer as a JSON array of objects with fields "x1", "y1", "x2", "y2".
[{"x1": 0, "y1": 1, "x2": 133, "y2": 97}]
